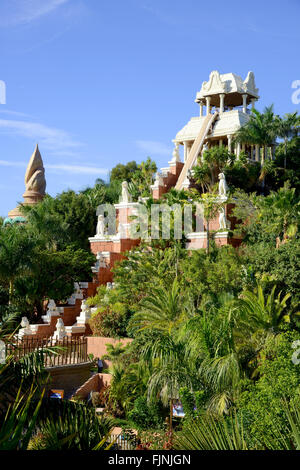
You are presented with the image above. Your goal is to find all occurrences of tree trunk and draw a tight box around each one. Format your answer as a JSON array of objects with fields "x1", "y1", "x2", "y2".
[
  {"x1": 284, "y1": 138, "x2": 287, "y2": 169},
  {"x1": 206, "y1": 220, "x2": 210, "y2": 254},
  {"x1": 8, "y1": 279, "x2": 14, "y2": 304}
]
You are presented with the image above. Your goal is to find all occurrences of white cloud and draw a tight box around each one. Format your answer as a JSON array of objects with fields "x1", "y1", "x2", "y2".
[
  {"x1": 0, "y1": 0, "x2": 69, "y2": 27},
  {"x1": 0, "y1": 118, "x2": 82, "y2": 155},
  {"x1": 0, "y1": 159, "x2": 108, "y2": 176},
  {"x1": 46, "y1": 164, "x2": 108, "y2": 176},
  {"x1": 0, "y1": 109, "x2": 34, "y2": 119},
  {"x1": 135, "y1": 140, "x2": 172, "y2": 157}
]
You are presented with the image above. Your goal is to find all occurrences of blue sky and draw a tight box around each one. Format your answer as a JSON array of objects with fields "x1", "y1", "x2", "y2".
[{"x1": 0, "y1": 0, "x2": 299, "y2": 216}]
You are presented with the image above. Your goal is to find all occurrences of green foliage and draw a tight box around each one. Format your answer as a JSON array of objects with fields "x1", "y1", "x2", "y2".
[
  {"x1": 237, "y1": 330, "x2": 300, "y2": 446},
  {"x1": 128, "y1": 397, "x2": 164, "y2": 430},
  {"x1": 30, "y1": 400, "x2": 113, "y2": 450},
  {"x1": 174, "y1": 412, "x2": 248, "y2": 450},
  {"x1": 110, "y1": 161, "x2": 139, "y2": 183}
]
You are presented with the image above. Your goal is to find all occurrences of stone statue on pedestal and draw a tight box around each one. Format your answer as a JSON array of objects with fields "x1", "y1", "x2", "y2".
[
  {"x1": 121, "y1": 181, "x2": 132, "y2": 204},
  {"x1": 53, "y1": 318, "x2": 67, "y2": 341},
  {"x1": 18, "y1": 317, "x2": 32, "y2": 338},
  {"x1": 96, "y1": 214, "x2": 106, "y2": 237},
  {"x1": 219, "y1": 207, "x2": 229, "y2": 230},
  {"x1": 154, "y1": 172, "x2": 164, "y2": 187},
  {"x1": 172, "y1": 143, "x2": 180, "y2": 162},
  {"x1": 218, "y1": 172, "x2": 228, "y2": 197}
]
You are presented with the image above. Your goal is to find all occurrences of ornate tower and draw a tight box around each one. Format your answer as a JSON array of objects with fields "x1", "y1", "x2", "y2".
[{"x1": 8, "y1": 144, "x2": 46, "y2": 219}]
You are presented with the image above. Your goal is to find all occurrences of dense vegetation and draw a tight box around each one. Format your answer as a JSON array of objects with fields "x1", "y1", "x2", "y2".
[{"x1": 0, "y1": 108, "x2": 299, "y2": 449}]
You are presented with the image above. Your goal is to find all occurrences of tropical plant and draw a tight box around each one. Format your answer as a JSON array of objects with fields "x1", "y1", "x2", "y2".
[
  {"x1": 234, "y1": 105, "x2": 277, "y2": 164},
  {"x1": 275, "y1": 112, "x2": 300, "y2": 169}
]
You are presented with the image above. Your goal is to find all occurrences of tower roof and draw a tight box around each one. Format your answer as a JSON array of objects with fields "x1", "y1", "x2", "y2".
[{"x1": 195, "y1": 70, "x2": 259, "y2": 107}]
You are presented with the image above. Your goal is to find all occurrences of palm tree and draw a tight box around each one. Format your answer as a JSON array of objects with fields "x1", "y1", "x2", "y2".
[
  {"x1": 192, "y1": 145, "x2": 235, "y2": 193},
  {"x1": 234, "y1": 105, "x2": 277, "y2": 164},
  {"x1": 131, "y1": 279, "x2": 188, "y2": 335},
  {"x1": 259, "y1": 182, "x2": 300, "y2": 242},
  {"x1": 183, "y1": 296, "x2": 244, "y2": 415},
  {"x1": 102, "y1": 342, "x2": 127, "y2": 362},
  {"x1": 275, "y1": 112, "x2": 300, "y2": 169},
  {"x1": 237, "y1": 284, "x2": 291, "y2": 334},
  {"x1": 173, "y1": 412, "x2": 248, "y2": 450}
]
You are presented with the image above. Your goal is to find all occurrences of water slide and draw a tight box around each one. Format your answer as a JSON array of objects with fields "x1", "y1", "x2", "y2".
[{"x1": 175, "y1": 112, "x2": 219, "y2": 190}]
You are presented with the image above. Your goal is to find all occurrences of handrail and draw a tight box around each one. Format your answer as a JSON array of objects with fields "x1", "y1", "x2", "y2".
[{"x1": 175, "y1": 112, "x2": 219, "y2": 190}]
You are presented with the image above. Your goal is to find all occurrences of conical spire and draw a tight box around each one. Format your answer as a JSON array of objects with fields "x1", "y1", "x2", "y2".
[{"x1": 24, "y1": 143, "x2": 46, "y2": 195}]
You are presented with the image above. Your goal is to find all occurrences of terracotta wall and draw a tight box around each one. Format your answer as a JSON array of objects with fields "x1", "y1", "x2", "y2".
[
  {"x1": 45, "y1": 362, "x2": 92, "y2": 399},
  {"x1": 87, "y1": 336, "x2": 132, "y2": 368},
  {"x1": 73, "y1": 373, "x2": 112, "y2": 399}
]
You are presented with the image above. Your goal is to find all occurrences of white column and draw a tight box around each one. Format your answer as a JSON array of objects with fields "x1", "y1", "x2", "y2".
[
  {"x1": 219, "y1": 93, "x2": 225, "y2": 114},
  {"x1": 242, "y1": 94, "x2": 248, "y2": 113},
  {"x1": 219, "y1": 139, "x2": 223, "y2": 147},
  {"x1": 199, "y1": 102, "x2": 204, "y2": 117},
  {"x1": 227, "y1": 134, "x2": 232, "y2": 153},
  {"x1": 236, "y1": 142, "x2": 241, "y2": 159},
  {"x1": 251, "y1": 98, "x2": 256, "y2": 110},
  {"x1": 184, "y1": 142, "x2": 188, "y2": 162},
  {"x1": 206, "y1": 96, "x2": 211, "y2": 115}
]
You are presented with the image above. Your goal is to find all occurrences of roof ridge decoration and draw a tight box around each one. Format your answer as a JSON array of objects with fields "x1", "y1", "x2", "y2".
[
  {"x1": 196, "y1": 70, "x2": 259, "y2": 102},
  {"x1": 201, "y1": 70, "x2": 227, "y2": 96},
  {"x1": 243, "y1": 71, "x2": 259, "y2": 97}
]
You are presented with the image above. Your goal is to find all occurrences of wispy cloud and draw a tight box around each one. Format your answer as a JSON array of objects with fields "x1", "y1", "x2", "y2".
[
  {"x1": 0, "y1": 159, "x2": 108, "y2": 176},
  {"x1": 46, "y1": 164, "x2": 108, "y2": 176},
  {"x1": 0, "y1": 109, "x2": 34, "y2": 119},
  {"x1": 0, "y1": 118, "x2": 83, "y2": 156},
  {"x1": 0, "y1": 0, "x2": 69, "y2": 27},
  {"x1": 135, "y1": 140, "x2": 172, "y2": 157}
]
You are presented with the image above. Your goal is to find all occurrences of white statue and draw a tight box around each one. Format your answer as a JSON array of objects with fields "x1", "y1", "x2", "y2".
[
  {"x1": 218, "y1": 173, "x2": 228, "y2": 197},
  {"x1": 81, "y1": 299, "x2": 90, "y2": 314},
  {"x1": 121, "y1": 181, "x2": 132, "y2": 204},
  {"x1": 74, "y1": 282, "x2": 81, "y2": 295},
  {"x1": 18, "y1": 317, "x2": 32, "y2": 338},
  {"x1": 202, "y1": 143, "x2": 209, "y2": 154},
  {"x1": 219, "y1": 207, "x2": 229, "y2": 230},
  {"x1": 77, "y1": 300, "x2": 91, "y2": 325},
  {"x1": 172, "y1": 143, "x2": 180, "y2": 163},
  {"x1": 154, "y1": 172, "x2": 164, "y2": 187},
  {"x1": 53, "y1": 318, "x2": 67, "y2": 341},
  {"x1": 96, "y1": 214, "x2": 106, "y2": 237},
  {"x1": 46, "y1": 299, "x2": 59, "y2": 317}
]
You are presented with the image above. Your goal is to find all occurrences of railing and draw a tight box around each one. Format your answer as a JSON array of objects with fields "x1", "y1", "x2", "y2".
[
  {"x1": 6, "y1": 336, "x2": 88, "y2": 367},
  {"x1": 107, "y1": 434, "x2": 138, "y2": 451}
]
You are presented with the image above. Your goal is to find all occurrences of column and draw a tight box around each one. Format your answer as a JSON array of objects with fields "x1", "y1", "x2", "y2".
[
  {"x1": 206, "y1": 96, "x2": 211, "y2": 115},
  {"x1": 251, "y1": 145, "x2": 254, "y2": 160},
  {"x1": 251, "y1": 98, "x2": 256, "y2": 110},
  {"x1": 219, "y1": 139, "x2": 223, "y2": 147},
  {"x1": 227, "y1": 134, "x2": 232, "y2": 153},
  {"x1": 242, "y1": 94, "x2": 248, "y2": 114},
  {"x1": 199, "y1": 102, "x2": 204, "y2": 117},
  {"x1": 184, "y1": 142, "x2": 188, "y2": 162},
  {"x1": 219, "y1": 93, "x2": 225, "y2": 114}
]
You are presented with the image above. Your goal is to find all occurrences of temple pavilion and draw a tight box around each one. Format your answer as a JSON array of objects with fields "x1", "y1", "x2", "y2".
[{"x1": 152, "y1": 70, "x2": 266, "y2": 193}]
